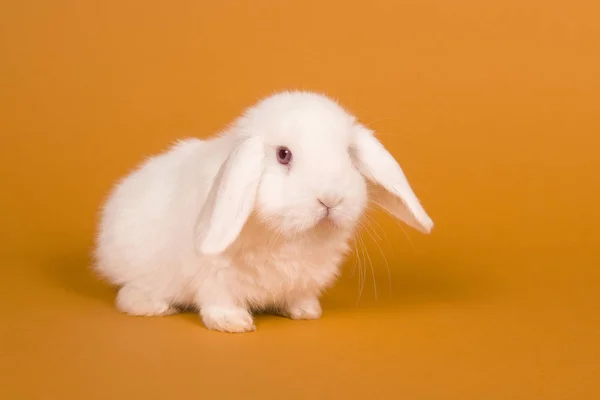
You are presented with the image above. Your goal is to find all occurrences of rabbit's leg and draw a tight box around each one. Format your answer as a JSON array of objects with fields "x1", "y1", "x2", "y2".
[
  {"x1": 196, "y1": 290, "x2": 255, "y2": 333},
  {"x1": 200, "y1": 305, "x2": 255, "y2": 333},
  {"x1": 194, "y1": 267, "x2": 256, "y2": 333},
  {"x1": 116, "y1": 284, "x2": 177, "y2": 316},
  {"x1": 283, "y1": 295, "x2": 322, "y2": 320}
]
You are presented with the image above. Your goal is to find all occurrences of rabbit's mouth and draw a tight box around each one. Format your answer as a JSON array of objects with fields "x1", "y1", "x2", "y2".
[
  {"x1": 315, "y1": 210, "x2": 348, "y2": 231},
  {"x1": 318, "y1": 215, "x2": 336, "y2": 227}
]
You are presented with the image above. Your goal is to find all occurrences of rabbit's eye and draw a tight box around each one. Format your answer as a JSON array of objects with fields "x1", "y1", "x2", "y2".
[{"x1": 276, "y1": 146, "x2": 292, "y2": 165}]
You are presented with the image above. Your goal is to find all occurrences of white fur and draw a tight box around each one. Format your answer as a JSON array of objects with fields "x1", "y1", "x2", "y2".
[{"x1": 93, "y1": 91, "x2": 433, "y2": 333}]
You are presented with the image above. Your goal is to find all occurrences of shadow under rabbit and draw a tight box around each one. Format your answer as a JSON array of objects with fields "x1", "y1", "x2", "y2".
[{"x1": 44, "y1": 248, "x2": 482, "y2": 329}]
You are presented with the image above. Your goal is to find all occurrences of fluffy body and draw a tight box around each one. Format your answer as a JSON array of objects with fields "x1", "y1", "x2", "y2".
[{"x1": 93, "y1": 91, "x2": 433, "y2": 333}]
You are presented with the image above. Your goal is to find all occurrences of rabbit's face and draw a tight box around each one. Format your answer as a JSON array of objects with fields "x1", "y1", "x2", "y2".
[
  {"x1": 195, "y1": 90, "x2": 432, "y2": 256},
  {"x1": 240, "y1": 93, "x2": 369, "y2": 236}
]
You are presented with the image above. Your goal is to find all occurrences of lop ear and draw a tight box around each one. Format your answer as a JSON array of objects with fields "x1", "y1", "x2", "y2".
[
  {"x1": 352, "y1": 125, "x2": 434, "y2": 234},
  {"x1": 195, "y1": 136, "x2": 264, "y2": 255}
]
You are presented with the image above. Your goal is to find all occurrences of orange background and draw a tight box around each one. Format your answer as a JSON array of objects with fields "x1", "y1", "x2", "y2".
[{"x1": 1, "y1": 1, "x2": 599, "y2": 399}]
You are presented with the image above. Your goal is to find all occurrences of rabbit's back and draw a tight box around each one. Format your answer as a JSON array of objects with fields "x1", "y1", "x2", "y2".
[{"x1": 93, "y1": 137, "x2": 228, "y2": 287}]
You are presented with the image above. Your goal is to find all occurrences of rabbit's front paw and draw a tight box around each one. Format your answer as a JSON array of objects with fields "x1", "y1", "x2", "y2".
[
  {"x1": 285, "y1": 296, "x2": 322, "y2": 320},
  {"x1": 201, "y1": 306, "x2": 256, "y2": 333}
]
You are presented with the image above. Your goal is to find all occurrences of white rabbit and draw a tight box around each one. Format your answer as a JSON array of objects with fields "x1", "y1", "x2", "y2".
[{"x1": 93, "y1": 91, "x2": 434, "y2": 333}]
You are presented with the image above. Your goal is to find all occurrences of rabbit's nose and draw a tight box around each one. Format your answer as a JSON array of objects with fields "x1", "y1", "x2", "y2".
[{"x1": 318, "y1": 196, "x2": 343, "y2": 210}]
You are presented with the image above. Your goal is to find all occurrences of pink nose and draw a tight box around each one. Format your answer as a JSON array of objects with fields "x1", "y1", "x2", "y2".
[{"x1": 318, "y1": 197, "x2": 343, "y2": 210}]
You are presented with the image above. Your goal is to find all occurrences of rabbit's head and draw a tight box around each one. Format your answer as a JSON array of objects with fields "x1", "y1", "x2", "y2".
[{"x1": 196, "y1": 91, "x2": 433, "y2": 255}]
